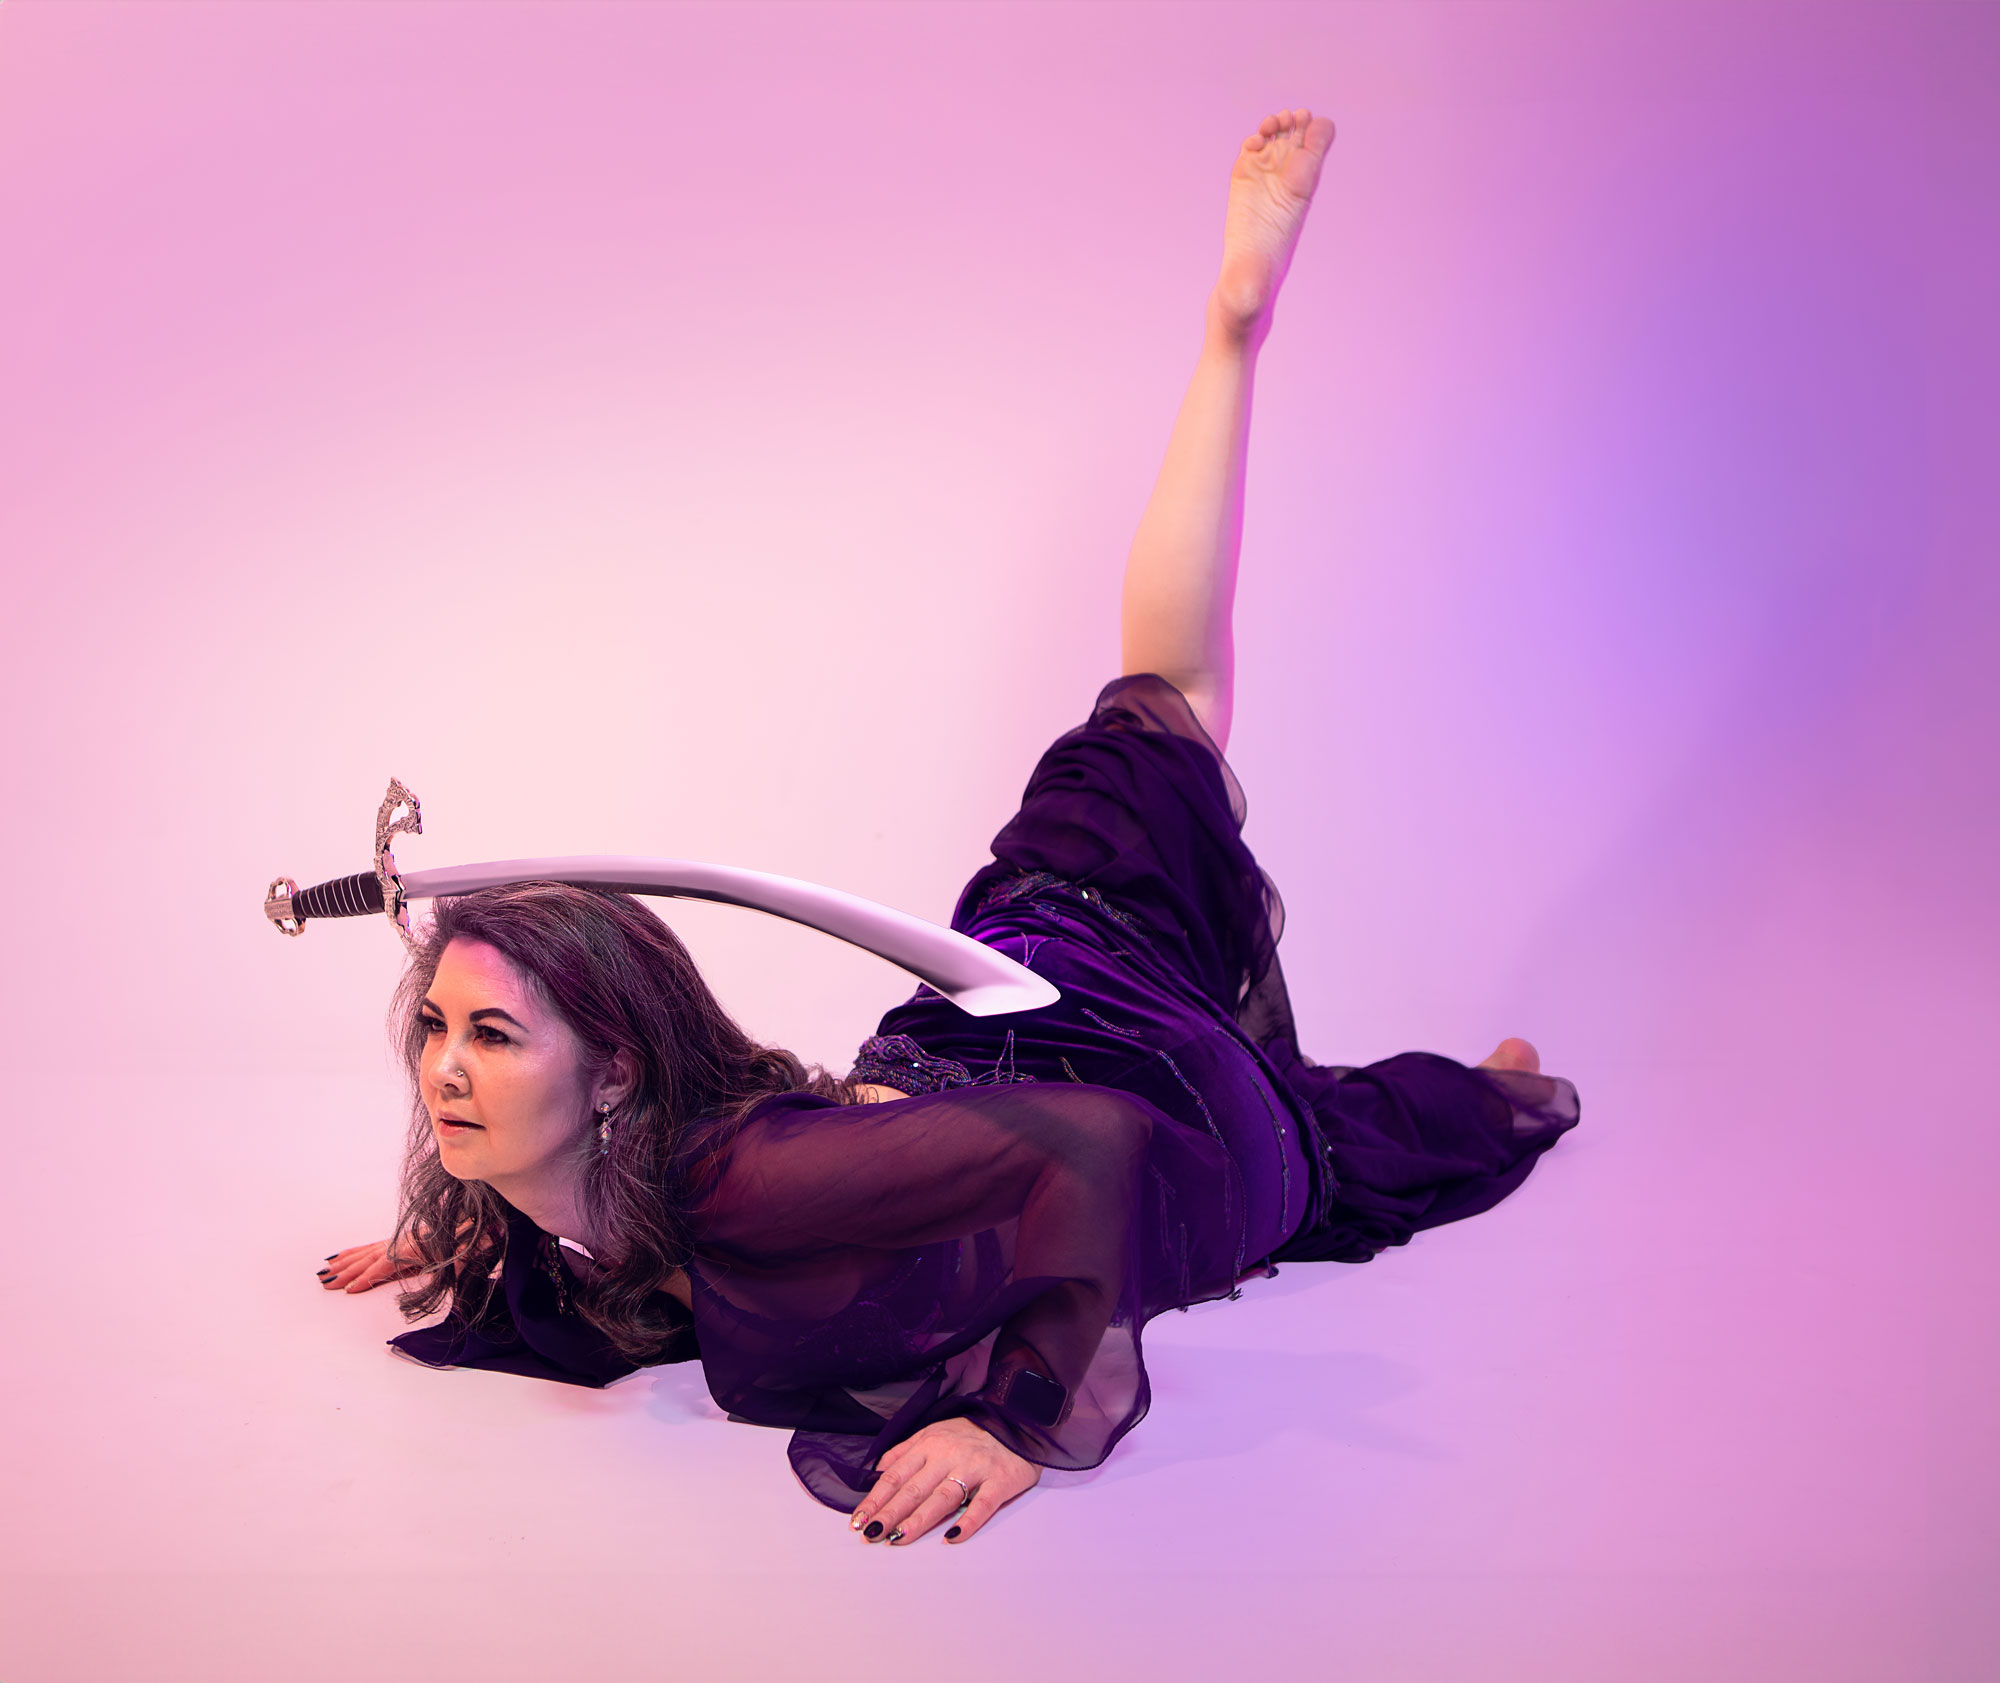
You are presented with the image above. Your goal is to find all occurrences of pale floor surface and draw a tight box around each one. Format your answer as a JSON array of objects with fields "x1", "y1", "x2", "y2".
[{"x1": 2, "y1": 995, "x2": 1992, "y2": 1682}]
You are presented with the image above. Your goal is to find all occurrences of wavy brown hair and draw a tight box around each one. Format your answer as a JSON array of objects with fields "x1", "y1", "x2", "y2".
[{"x1": 389, "y1": 882, "x2": 859, "y2": 1360}]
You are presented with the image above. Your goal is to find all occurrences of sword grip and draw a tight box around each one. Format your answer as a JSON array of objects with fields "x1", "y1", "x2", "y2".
[{"x1": 291, "y1": 872, "x2": 387, "y2": 921}]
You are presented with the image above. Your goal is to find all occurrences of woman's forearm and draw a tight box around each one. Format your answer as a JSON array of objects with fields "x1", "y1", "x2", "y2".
[{"x1": 1118, "y1": 295, "x2": 1262, "y2": 753}]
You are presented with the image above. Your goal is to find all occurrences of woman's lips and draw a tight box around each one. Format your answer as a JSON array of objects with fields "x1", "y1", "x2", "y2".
[{"x1": 437, "y1": 1116, "x2": 484, "y2": 1131}]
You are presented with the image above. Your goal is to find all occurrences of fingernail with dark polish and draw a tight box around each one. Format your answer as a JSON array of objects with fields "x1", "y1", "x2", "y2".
[
  {"x1": 945, "y1": 1526, "x2": 962, "y2": 1540},
  {"x1": 886, "y1": 1530, "x2": 905, "y2": 1544},
  {"x1": 323, "y1": 1254, "x2": 337, "y2": 1261},
  {"x1": 863, "y1": 1521, "x2": 883, "y2": 1540}
]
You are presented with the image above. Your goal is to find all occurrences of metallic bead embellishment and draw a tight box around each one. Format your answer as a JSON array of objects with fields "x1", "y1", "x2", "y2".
[
  {"x1": 975, "y1": 871, "x2": 1152, "y2": 937},
  {"x1": 849, "y1": 1029, "x2": 1042, "y2": 1096},
  {"x1": 850, "y1": 1034, "x2": 974, "y2": 1096},
  {"x1": 540, "y1": 1234, "x2": 572, "y2": 1316}
]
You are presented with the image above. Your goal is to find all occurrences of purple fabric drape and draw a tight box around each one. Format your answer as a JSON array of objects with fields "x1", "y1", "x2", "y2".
[{"x1": 391, "y1": 675, "x2": 1579, "y2": 1510}]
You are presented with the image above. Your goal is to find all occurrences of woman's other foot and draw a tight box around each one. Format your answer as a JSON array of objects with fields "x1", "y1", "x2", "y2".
[
  {"x1": 1479, "y1": 1037, "x2": 1542, "y2": 1074},
  {"x1": 1215, "y1": 108, "x2": 1336, "y2": 341}
]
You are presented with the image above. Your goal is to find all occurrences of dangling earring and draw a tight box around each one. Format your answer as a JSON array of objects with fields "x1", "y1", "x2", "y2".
[{"x1": 596, "y1": 1101, "x2": 614, "y2": 1155}]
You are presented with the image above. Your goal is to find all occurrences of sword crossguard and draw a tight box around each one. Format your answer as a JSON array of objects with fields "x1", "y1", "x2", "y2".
[{"x1": 374, "y1": 778, "x2": 423, "y2": 950}]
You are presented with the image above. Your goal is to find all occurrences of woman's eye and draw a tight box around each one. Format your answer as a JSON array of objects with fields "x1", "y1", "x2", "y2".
[
  {"x1": 420, "y1": 1017, "x2": 444, "y2": 1036},
  {"x1": 476, "y1": 1025, "x2": 510, "y2": 1045}
]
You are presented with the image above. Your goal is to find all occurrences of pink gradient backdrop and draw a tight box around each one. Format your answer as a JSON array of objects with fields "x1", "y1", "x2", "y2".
[{"x1": 2, "y1": 3, "x2": 1994, "y2": 1679}]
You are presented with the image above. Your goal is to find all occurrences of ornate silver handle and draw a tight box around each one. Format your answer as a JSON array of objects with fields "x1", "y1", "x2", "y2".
[{"x1": 373, "y1": 778, "x2": 423, "y2": 952}]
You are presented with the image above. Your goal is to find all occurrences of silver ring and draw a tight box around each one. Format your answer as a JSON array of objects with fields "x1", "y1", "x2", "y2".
[{"x1": 943, "y1": 1475, "x2": 971, "y2": 1506}]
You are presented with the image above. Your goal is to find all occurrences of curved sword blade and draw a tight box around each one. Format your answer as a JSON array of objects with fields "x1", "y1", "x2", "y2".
[{"x1": 396, "y1": 856, "x2": 1059, "y2": 1019}]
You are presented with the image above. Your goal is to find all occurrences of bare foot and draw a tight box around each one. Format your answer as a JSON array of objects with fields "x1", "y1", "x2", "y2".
[
  {"x1": 1215, "y1": 108, "x2": 1336, "y2": 339},
  {"x1": 1479, "y1": 1037, "x2": 1542, "y2": 1074}
]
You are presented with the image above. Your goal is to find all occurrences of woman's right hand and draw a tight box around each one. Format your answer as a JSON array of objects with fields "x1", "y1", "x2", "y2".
[{"x1": 317, "y1": 1239, "x2": 429, "y2": 1294}]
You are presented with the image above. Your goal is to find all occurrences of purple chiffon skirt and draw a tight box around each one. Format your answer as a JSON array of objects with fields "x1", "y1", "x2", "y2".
[
  {"x1": 391, "y1": 673, "x2": 1580, "y2": 1515},
  {"x1": 855, "y1": 673, "x2": 1579, "y2": 1270}
]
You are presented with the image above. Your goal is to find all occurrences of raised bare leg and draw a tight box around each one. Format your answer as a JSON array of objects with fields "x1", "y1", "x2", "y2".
[{"x1": 1120, "y1": 107, "x2": 1336, "y2": 752}]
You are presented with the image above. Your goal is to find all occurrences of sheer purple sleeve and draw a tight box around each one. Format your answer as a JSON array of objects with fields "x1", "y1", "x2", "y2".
[{"x1": 689, "y1": 1085, "x2": 1170, "y2": 1509}]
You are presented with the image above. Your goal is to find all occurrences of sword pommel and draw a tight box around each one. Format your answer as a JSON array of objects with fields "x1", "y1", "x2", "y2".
[{"x1": 265, "y1": 877, "x2": 302, "y2": 936}]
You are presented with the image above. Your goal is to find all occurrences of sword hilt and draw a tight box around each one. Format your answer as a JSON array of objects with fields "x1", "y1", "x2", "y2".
[
  {"x1": 266, "y1": 871, "x2": 389, "y2": 931},
  {"x1": 266, "y1": 778, "x2": 420, "y2": 945},
  {"x1": 264, "y1": 877, "x2": 303, "y2": 935}
]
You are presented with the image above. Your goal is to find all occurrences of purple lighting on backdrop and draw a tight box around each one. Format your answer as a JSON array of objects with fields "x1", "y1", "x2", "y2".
[{"x1": 0, "y1": 3, "x2": 1994, "y2": 1680}]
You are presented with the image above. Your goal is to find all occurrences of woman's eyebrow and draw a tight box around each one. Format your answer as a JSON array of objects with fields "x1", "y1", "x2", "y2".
[{"x1": 469, "y1": 1007, "x2": 527, "y2": 1029}]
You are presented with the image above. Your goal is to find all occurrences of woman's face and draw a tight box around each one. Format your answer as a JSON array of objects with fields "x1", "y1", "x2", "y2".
[{"x1": 418, "y1": 937, "x2": 602, "y2": 1186}]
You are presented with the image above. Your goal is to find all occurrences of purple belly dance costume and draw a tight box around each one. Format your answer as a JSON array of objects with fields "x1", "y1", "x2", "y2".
[{"x1": 392, "y1": 675, "x2": 1579, "y2": 1511}]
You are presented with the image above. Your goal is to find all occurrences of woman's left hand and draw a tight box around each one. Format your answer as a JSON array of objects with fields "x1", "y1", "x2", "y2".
[{"x1": 850, "y1": 1416, "x2": 1042, "y2": 1547}]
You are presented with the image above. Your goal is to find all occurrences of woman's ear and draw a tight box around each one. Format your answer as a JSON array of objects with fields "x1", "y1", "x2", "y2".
[{"x1": 597, "y1": 1049, "x2": 641, "y2": 1111}]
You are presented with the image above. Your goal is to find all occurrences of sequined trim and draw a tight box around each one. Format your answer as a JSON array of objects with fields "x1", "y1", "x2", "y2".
[
  {"x1": 539, "y1": 1233, "x2": 573, "y2": 1316},
  {"x1": 975, "y1": 871, "x2": 1152, "y2": 937},
  {"x1": 850, "y1": 1033, "x2": 972, "y2": 1095},
  {"x1": 850, "y1": 1031, "x2": 1041, "y2": 1097}
]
